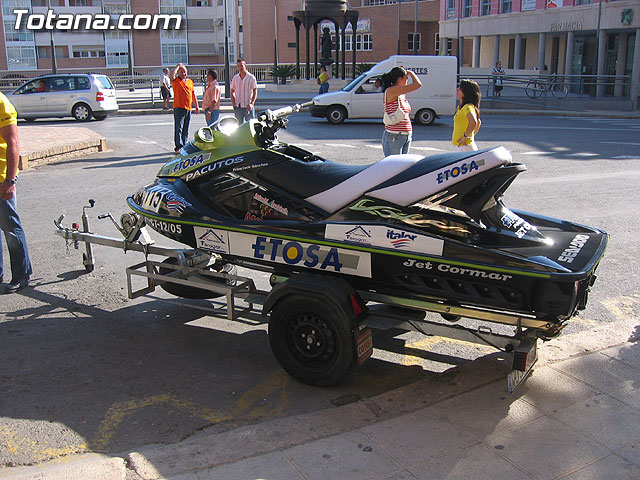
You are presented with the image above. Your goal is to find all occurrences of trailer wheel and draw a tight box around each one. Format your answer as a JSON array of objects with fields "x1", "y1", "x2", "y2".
[
  {"x1": 269, "y1": 295, "x2": 356, "y2": 386},
  {"x1": 158, "y1": 257, "x2": 236, "y2": 299}
]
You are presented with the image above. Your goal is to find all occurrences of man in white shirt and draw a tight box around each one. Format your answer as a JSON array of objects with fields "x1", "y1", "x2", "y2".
[
  {"x1": 160, "y1": 67, "x2": 172, "y2": 110},
  {"x1": 230, "y1": 58, "x2": 258, "y2": 124}
]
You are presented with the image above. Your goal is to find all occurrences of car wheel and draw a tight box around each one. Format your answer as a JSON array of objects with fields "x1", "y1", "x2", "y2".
[
  {"x1": 326, "y1": 105, "x2": 347, "y2": 124},
  {"x1": 72, "y1": 103, "x2": 92, "y2": 121},
  {"x1": 93, "y1": 114, "x2": 108, "y2": 121},
  {"x1": 415, "y1": 108, "x2": 436, "y2": 126}
]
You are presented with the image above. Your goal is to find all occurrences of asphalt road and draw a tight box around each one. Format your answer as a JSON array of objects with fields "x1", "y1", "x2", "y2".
[{"x1": 1, "y1": 112, "x2": 639, "y2": 467}]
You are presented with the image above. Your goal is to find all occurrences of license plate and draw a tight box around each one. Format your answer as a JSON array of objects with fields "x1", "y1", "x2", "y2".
[
  {"x1": 356, "y1": 328, "x2": 373, "y2": 365},
  {"x1": 507, "y1": 339, "x2": 537, "y2": 394}
]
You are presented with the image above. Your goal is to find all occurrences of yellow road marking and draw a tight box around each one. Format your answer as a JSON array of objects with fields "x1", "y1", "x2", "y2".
[
  {"x1": 601, "y1": 294, "x2": 640, "y2": 321},
  {"x1": 91, "y1": 370, "x2": 289, "y2": 451}
]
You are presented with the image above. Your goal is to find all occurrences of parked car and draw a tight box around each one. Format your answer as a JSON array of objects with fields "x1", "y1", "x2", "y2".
[{"x1": 7, "y1": 74, "x2": 118, "y2": 122}]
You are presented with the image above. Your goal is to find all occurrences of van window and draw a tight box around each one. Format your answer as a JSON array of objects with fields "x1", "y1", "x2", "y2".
[
  {"x1": 94, "y1": 75, "x2": 114, "y2": 90},
  {"x1": 355, "y1": 76, "x2": 383, "y2": 94},
  {"x1": 342, "y1": 74, "x2": 367, "y2": 92},
  {"x1": 50, "y1": 77, "x2": 73, "y2": 91},
  {"x1": 73, "y1": 76, "x2": 91, "y2": 90}
]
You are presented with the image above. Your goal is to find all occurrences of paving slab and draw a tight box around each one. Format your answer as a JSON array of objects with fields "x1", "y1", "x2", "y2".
[
  {"x1": 407, "y1": 444, "x2": 532, "y2": 480},
  {"x1": 0, "y1": 454, "x2": 125, "y2": 480},
  {"x1": 617, "y1": 441, "x2": 640, "y2": 468},
  {"x1": 484, "y1": 415, "x2": 609, "y2": 480},
  {"x1": 550, "y1": 352, "x2": 640, "y2": 393},
  {"x1": 559, "y1": 453, "x2": 640, "y2": 480},
  {"x1": 17, "y1": 125, "x2": 107, "y2": 169},
  {"x1": 550, "y1": 394, "x2": 640, "y2": 450}
]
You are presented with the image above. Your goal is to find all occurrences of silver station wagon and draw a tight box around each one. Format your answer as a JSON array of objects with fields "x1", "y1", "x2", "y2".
[{"x1": 8, "y1": 73, "x2": 118, "y2": 122}]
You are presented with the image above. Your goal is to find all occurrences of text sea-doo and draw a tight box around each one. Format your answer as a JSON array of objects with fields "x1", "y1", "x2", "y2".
[{"x1": 127, "y1": 104, "x2": 607, "y2": 386}]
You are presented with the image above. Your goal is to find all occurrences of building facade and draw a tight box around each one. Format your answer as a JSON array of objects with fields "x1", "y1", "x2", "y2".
[
  {"x1": 439, "y1": 0, "x2": 640, "y2": 97},
  {"x1": 0, "y1": 0, "x2": 440, "y2": 74}
]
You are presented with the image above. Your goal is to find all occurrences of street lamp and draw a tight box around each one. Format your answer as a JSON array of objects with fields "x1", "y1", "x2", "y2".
[
  {"x1": 413, "y1": 0, "x2": 418, "y2": 55},
  {"x1": 274, "y1": 0, "x2": 279, "y2": 83},
  {"x1": 456, "y1": 0, "x2": 461, "y2": 75}
]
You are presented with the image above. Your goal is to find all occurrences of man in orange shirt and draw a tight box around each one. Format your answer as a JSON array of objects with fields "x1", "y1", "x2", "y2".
[{"x1": 170, "y1": 63, "x2": 199, "y2": 153}]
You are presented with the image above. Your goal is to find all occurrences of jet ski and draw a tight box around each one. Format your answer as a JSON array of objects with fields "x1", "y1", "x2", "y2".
[{"x1": 125, "y1": 103, "x2": 607, "y2": 386}]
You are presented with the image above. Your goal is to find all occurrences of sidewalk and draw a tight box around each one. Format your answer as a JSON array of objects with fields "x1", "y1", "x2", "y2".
[{"x1": 3, "y1": 341, "x2": 639, "y2": 479}]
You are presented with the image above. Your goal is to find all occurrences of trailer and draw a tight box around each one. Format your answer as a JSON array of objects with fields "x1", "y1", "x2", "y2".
[{"x1": 55, "y1": 200, "x2": 539, "y2": 393}]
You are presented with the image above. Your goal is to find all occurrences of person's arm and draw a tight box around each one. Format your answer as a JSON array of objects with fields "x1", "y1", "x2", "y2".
[
  {"x1": 385, "y1": 70, "x2": 422, "y2": 102},
  {"x1": 247, "y1": 87, "x2": 258, "y2": 111},
  {"x1": 230, "y1": 76, "x2": 237, "y2": 107},
  {"x1": 192, "y1": 87, "x2": 199, "y2": 114},
  {"x1": 0, "y1": 123, "x2": 19, "y2": 201}
]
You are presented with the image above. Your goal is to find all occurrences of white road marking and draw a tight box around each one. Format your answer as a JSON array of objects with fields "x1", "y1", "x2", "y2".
[
  {"x1": 135, "y1": 140, "x2": 158, "y2": 144},
  {"x1": 517, "y1": 169, "x2": 640, "y2": 185},
  {"x1": 566, "y1": 152, "x2": 598, "y2": 157},
  {"x1": 366, "y1": 144, "x2": 383, "y2": 149},
  {"x1": 325, "y1": 143, "x2": 356, "y2": 148},
  {"x1": 412, "y1": 146, "x2": 445, "y2": 151},
  {"x1": 600, "y1": 142, "x2": 640, "y2": 146},
  {"x1": 612, "y1": 155, "x2": 640, "y2": 159},
  {"x1": 521, "y1": 151, "x2": 552, "y2": 155}
]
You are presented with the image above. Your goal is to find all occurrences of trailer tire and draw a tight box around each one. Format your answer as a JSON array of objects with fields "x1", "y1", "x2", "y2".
[
  {"x1": 158, "y1": 257, "x2": 236, "y2": 299},
  {"x1": 269, "y1": 295, "x2": 356, "y2": 386}
]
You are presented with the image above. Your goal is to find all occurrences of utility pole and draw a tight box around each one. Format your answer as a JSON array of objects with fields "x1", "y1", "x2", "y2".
[
  {"x1": 223, "y1": 0, "x2": 231, "y2": 98},
  {"x1": 274, "y1": 0, "x2": 279, "y2": 83},
  {"x1": 456, "y1": 0, "x2": 461, "y2": 75},
  {"x1": 412, "y1": 0, "x2": 418, "y2": 55},
  {"x1": 48, "y1": 0, "x2": 57, "y2": 73}
]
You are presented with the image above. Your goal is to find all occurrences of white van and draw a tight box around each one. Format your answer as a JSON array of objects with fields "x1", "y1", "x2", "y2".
[{"x1": 310, "y1": 55, "x2": 457, "y2": 125}]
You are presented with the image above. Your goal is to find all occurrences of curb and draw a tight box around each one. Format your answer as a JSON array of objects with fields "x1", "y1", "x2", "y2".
[{"x1": 0, "y1": 454, "x2": 126, "y2": 480}]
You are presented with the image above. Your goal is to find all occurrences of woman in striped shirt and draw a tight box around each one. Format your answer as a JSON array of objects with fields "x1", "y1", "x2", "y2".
[{"x1": 380, "y1": 67, "x2": 422, "y2": 157}]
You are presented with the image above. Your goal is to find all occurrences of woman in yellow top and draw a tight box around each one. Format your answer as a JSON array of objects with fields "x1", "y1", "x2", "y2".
[
  {"x1": 452, "y1": 79, "x2": 481, "y2": 151},
  {"x1": 317, "y1": 65, "x2": 331, "y2": 95}
]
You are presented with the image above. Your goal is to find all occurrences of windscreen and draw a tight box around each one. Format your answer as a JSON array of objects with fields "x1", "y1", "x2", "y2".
[{"x1": 342, "y1": 73, "x2": 367, "y2": 92}]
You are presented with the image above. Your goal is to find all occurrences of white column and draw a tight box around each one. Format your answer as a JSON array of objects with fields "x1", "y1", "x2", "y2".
[
  {"x1": 538, "y1": 32, "x2": 546, "y2": 72},
  {"x1": 473, "y1": 36, "x2": 481, "y2": 68},
  {"x1": 614, "y1": 33, "x2": 628, "y2": 97},
  {"x1": 596, "y1": 29, "x2": 607, "y2": 97},
  {"x1": 514, "y1": 34, "x2": 522, "y2": 70},
  {"x1": 493, "y1": 35, "x2": 500, "y2": 66},
  {"x1": 564, "y1": 30, "x2": 574, "y2": 76},
  {"x1": 631, "y1": 29, "x2": 640, "y2": 110}
]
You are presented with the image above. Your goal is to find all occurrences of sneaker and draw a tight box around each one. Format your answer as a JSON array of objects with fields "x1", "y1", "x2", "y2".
[{"x1": 3, "y1": 277, "x2": 29, "y2": 294}]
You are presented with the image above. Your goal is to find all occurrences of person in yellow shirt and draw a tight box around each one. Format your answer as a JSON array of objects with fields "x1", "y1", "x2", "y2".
[
  {"x1": 452, "y1": 79, "x2": 481, "y2": 151},
  {"x1": 0, "y1": 91, "x2": 31, "y2": 293},
  {"x1": 317, "y1": 65, "x2": 331, "y2": 95}
]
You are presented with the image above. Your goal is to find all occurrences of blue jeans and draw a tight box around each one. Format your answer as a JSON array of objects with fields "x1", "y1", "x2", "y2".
[
  {"x1": 174, "y1": 107, "x2": 191, "y2": 150},
  {"x1": 382, "y1": 129, "x2": 412, "y2": 157},
  {"x1": 0, "y1": 190, "x2": 32, "y2": 282},
  {"x1": 206, "y1": 109, "x2": 220, "y2": 126},
  {"x1": 234, "y1": 106, "x2": 254, "y2": 124},
  {"x1": 319, "y1": 83, "x2": 329, "y2": 94}
]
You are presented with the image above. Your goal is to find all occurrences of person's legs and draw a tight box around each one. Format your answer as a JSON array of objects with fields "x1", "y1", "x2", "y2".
[
  {"x1": 0, "y1": 194, "x2": 31, "y2": 283},
  {"x1": 207, "y1": 110, "x2": 220, "y2": 126},
  {"x1": 181, "y1": 110, "x2": 191, "y2": 147},
  {"x1": 400, "y1": 132, "x2": 412, "y2": 154},
  {"x1": 321, "y1": 83, "x2": 329, "y2": 94},
  {"x1": 174, "y1": 108, "x2": 187, "y2": 151},
  {"x1": 382, "y1": 130, "x2": 405, "y2": 157},
  {"x1": 233, "y1": 107, "x2": 245, "y2": 124}
]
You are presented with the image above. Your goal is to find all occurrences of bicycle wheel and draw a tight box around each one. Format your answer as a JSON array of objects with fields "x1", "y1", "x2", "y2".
[
  {"x1": 551, "y1": 82, "x2": 568, "y2": 99},
  {"x1": 525, "y1": 80, "x2": 544, "y2": 99}
]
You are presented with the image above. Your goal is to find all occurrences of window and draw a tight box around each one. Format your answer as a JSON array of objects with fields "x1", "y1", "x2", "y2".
[
  {"x1": 69, "y1": 0, "x2": 93, "y2": 6},
  {"x1": 445, "y1": 0, "x2": 455, "y2": 20},
  {"x1": 72, "y1": 48, "x2": 105, "y2": 58},
  {"x1": 358, "y1": 34, "x2": 372, "y2": 51},
  {"x1": 2, "y1": 0, "x2": 30, "y2": 17},
  {"x1": 463, "y1": 0, "x2": 472, "y2": 18},
  {"x1": 49, "y1": 77, "x2": 74, "y2": 91},
  {"x1": 17, "y1": 78, "x2": 47, "y2": 94},
  {"x1": 6, "y1": 45, "x2": 36, "y2": 69},
  {"x1": 501, "y1": 0, "x2": 512, "y2": 14},
  {"x1": 36, "y1": 46, "x2": 68, "y2": 59},
  {"x1": 434, "y1": 33, "x2": 440, "y2": 55},
  {"x1": 4, "y1": 21, "x2": 33, "y2": 42},
  {"x1": 481, "y1": 0, "x2": 491, "y2": 16},
  {"x1": 72, "y1": 77, "x2": 91, "y2": 90},
  {"x1": 161, "y1": 28, "x2": 186, "y2": 39},
  {"x1": 106, "y1": 51, "x2": 129, "y2": 66},
  {"x1": 103, "y1": 3, "x2": 130, "y2": 15},
  {"x1": 575, "y1": 0, "x2": 592, "y2": 4},
  {"x1": 159, "y1": 0, "x2": 186, "y2": 15},
  {"x1": 105, "y1": 29, "x2": 128, "y2": 40},
  {"x1": 162, "y1": 43, "x2": 187, "y2": 64},
  {"x1": 192, "y1": 0, "x2": 209, "y2": 5},
  {"x1": 408, "y1": 33, "x2": 421, "y2": 52}
]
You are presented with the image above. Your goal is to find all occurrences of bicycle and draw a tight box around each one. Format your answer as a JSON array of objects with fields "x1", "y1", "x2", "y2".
[{"x1": 525, "y1": 75, "x2": 569, "y2": 99}]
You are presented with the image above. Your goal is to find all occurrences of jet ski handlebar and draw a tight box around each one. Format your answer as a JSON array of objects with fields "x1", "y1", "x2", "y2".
[{"x1": 259, "y1": 101, "x2": 314, "y2": 123}]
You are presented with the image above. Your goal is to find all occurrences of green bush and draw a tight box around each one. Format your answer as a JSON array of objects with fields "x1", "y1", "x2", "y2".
[{"x1": 269, "y1": 64, "x2": 297, "y2": 84}]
